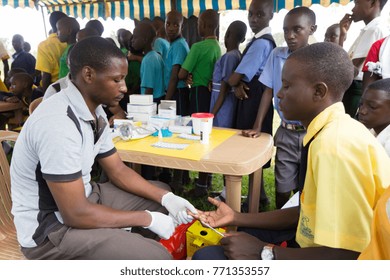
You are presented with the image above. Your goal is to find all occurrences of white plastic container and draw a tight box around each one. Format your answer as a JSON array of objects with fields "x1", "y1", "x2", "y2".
[{"x1": 191, "y1": 113, "x2": 214, "y2": 135}]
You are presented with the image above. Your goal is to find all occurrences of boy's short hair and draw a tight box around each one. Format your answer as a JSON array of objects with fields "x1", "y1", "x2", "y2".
[
  {"x1": 286, "y1": 6, "x2": 316, "y2": 25},
  {"x1": 288, "y1": 42, "x2": 354, "y2": 99},
  {"x1": 85, "y1": 19, "x2": 104, "y2": 36},
  {"x1": 166, "y1": 10, "x2": 184, "y2": 24},
  {"x1": 137, "y1": 22, "x2": 157, "y2": 43},
  {"x1": 367, "y1": 78, "x2": 390, "y2": 97},
  {"x1": 228, "y1": 20, "x2": 247, "y2": 43},
  {"x1": 69, "y1": 36, "x2": 125, "y2": 78},
  {"x1": 200, "y1": 9, "x2": 219, "y2": 30},
  {"x1": 49, "y1": 11, "x2": 68, "y2": 32},
  {"x1": 12, "y1": 73, "x2": 33, "y2": 88}
]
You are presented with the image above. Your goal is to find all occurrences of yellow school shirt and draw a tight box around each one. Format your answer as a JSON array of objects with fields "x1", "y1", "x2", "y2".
[
  {"x1": 35, "y1": 33, "x2": 67, "y2": 83},
  {"x1": 359, "y1": 187, "x2": 390, "y2": 259},
  {"x1": 0, "y1": 79, "x2": 8, "y2": 92},
  {"x1": 296, "y1": 102, "x2": 390, "y2": 252}
]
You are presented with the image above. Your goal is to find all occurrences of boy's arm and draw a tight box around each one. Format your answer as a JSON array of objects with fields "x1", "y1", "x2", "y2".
[
  {"x1": 242, "y1": 87, "x2": 273, "y2": 138},
  {"x1": 178, "y1": 68, "x2": 189, "y2": 81},
  {"x1": 144, "y1": 88, "x2": 153, "y2": 95},
  {"x1": 2, "y1": 58, "x2": 9, "y2": 81},
  {"x1": 339, "y1": 14, "x2": 352, "y2": 47},
  {"x1": 165, "y1": 64, "x2": 181, "y2": 100},
  {"x1": 41, "y1": 72, "x2": 52, "y2": 93},
  {"x1": 228, "y1": 73, "x2": 249, "y2": 100}
]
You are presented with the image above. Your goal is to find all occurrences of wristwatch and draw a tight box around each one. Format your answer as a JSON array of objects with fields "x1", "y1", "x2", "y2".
[{"x1": 260, "y1": 244, "x2": 275, "y2": 260}]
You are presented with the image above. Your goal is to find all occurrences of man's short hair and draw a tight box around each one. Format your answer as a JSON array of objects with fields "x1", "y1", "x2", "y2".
[
  {"x1": 288, "y1": 42, "x2": 355, "y2": 99},
  {"x1": 69, "y1": 36, "x2": 125, "y2": 78},
  {"x1": 367, "y1": 78, "x2": 390, "y2": 97}
]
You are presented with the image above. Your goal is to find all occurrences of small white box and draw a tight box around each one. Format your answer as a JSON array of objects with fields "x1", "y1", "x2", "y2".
[
  {"x1": 128, "y1": 112, "x2": 155, "y2": 123},
  {"x1": 129, "y1": 94, "x2": 154, "y2": 105},
  {"x1": 127, "y1": 103, "x2": 157, "y2": 114},
  {"x1": 148, "y1": 115, "x2": 175, "y2": 128}
]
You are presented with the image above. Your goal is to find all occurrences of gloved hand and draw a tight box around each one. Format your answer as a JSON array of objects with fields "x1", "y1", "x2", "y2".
[
  {"x1": 143, "y1": 210, "x2": 175, "y2": 240},
  {"x1": 161, "y1": 192, "x2": 198, "y2": 225}
]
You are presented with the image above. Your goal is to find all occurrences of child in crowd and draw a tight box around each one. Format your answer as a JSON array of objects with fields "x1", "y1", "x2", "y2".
[
  {"x1": 153, "y1": 26, "x2": 170, "y2": 61},
  {"x1": 358, "y1": 78, "x2": 390, "y2": 156},
  {"x1": 362, "y1": 36, "x2": 390, "y2": 90},
  {"x1": 338, "y1": 0, "x2": 389, "y2": 117},
  {"x1": 35, "y1": 11, "x2": 68, "y2": 92},
  {"x1": 85, "y1": 19, "x2": 104, "y2": 36},
  {"x1": 178, "y1": 9, "x2": 221, "y2": 197},
  {"x1": 243, "y1": 7, "x2": 317, "y2": 209},
  {"x1": 324, "y1": 23, "x2": 342, "y2": 43},
  {"x1": 132, "y1": 22, "x2": 165, "y2": 104},
  {"x1": 163, "y1": 10, "x2": 191, "y2": 192},
  {"x1": 192, "y1": 42, "x2": 390, "y2": 260},
  {"x1": 211, "y1": 21, "x2": 247, "y2": 128},
  {"x1": 57, "y1": 17, "x2": 80, "y2": 79},
  {"x1": 227, "y1": 0, "x2": 276, "y2": 206}
]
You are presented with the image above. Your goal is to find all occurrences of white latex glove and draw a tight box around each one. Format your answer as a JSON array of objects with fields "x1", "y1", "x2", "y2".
[
  {"x1": 143, "y1": 210, "x2": 175, "y2": 240},
  {"x1": 161, "y1": 192, "x2": 198, "y2": 225}
]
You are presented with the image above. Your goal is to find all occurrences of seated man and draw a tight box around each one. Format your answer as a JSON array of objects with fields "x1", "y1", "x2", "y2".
[
  {"x1": 192, "y1": 42, "x2": 390, "y2": 260},
  {"x1": 10, "y1": 37, "x2": 197, "y2": 260}
]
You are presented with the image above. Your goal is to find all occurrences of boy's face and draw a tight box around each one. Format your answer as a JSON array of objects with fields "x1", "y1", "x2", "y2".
[
  {"x1": 324, "y1": 27, "x2": 340, "y2": 43},
  {"x1": 358, "y1": 88, "x2": 390, "y2": 133},
  {"x1": 283, "y1": 14, "x2": 316, "y2": 52},
  {"x1": 277, "y1": 58, "x2": 317, "y2": 127},
  {"x1": 56, "y1": 21, "x2": 70, "y2": 43},
  {"x1": 248, "y1": 1, "x2": 272, "y2": 34},
  {"x1": 131, "y1": 27, "x2": 145, "y2": 51},
  {"x1": 12, "y1": 36, "x2": 23, "y2": 52},
  {"x1": 87, "y1": 57, "x2": 128, "y2": 108},
  {"x1": 9, "y1": 77, "x2": 24, "y2": 95},
  {"x1": 165, "y1": 13, "x2": 183, "y2": 42},
  {"x1": 351, "y1": 0, "x2": 373, "y2": 22}
]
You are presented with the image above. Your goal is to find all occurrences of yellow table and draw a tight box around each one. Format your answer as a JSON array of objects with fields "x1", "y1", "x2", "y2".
[{"x1": 115, "y1": 127, "x2": 273, "y2": 213}]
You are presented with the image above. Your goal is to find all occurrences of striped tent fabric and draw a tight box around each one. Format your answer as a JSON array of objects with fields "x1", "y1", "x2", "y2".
[{"x1": 1, "y1": 0, "x2": 351, "y2": 20}]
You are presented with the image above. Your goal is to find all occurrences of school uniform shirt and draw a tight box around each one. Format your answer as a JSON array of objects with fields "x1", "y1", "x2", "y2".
[
  {"x1": 10, "y1": 81, "x2": 115, "y2": 248},
  {"x1": 210, "y1": 49, "x2": 241, "y2": 128},
  {"x1": 35, "y1": 33, "x2": 67, "y2": 83},
  {"x1": 11, "y1": 50, "x2": 36, "y2": 75},
  {"x1": 358, "y1": 186, "x2": 390, "y2": 260},
  {"x1": 296, "y1": 102, "x2": 390, "y2": 252},
  {"x1": 362, "y1": 36, "x2": 390, "y2": 79},
  {"x1": 373, "y1": 124, "x2": 390, "y2": 157},
  {"x1": 348, "y1": 17, "x2": 390, "y2": 80},
  {"x1": 164, "y1": 37, "x2": 189, "y2": 90},
  {"x1": 153, "y1": 37, "x2": 170, "y2": 61},
  {"x1": 235, "y1": 27, "x2": 274, "y2": 82},
  {"x1": 260, "y1": 47, "x2": 302, "y2": 126},
  {"x1": 181, "y1": 38, "x2": 221, "y2": 87},
  {"x1": 140, "y1": 50, "x2": 165, "y2": 100},
  {"x1": 58, "y1": 44, "x2": 73, "y2": 79}
]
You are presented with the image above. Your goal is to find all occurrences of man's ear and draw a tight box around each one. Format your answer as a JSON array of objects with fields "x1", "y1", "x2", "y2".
[
  {"x1": 82, "y1": 66, "x2": 94, "y2": 84},
  {"x1": 310, "y1": 24, "x2": 318, "y2": 35},
  {"x1": 313, "y1": 82, "x2": 328, "y2": 101}
]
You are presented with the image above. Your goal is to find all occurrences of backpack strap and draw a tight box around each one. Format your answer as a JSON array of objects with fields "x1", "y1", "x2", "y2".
[{"x1": 242, "y1": 33, "x2": 276, "y2": 56}]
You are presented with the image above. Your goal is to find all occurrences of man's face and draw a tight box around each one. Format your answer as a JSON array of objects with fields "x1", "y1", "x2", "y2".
[
  {"x1": 56, "y1": 21, "x2": 69, "y2": 43},
  {"x1": 283, "y1": 14, "x2": 315, "y2": 52},
  {"x1": 358, "y1": 88, "x2": 390, "y2": 133},
  {"x1": 12, "y1": 36, "x2": 23, "y2": 52},
  {"x1": 165, "y1": 13, "x2": 183, "y2": 42},
  {"x1": 87, "y1": 57, "x2": 128, "y2": 108},
  {"x1": 277, "y1": 58, "x2": 316, "y2": 126}
]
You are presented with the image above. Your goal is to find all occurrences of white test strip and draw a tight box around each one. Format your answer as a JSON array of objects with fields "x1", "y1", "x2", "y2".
[{"x1": 201, "y1": 221, "x2": 225, "y2": 237}]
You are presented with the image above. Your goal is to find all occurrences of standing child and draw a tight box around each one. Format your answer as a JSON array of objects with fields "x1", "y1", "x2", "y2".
[
  {"x1": 227, "y1": 0, "x2": 276, "y2": 207},
  {"x1": 57, "y1": 17, "x2": 80, "y2": 79},
  {"x1": 132, "y1": 22, "x2": 165, "y2": 104},
  {"x1": 358, "y1": 78, "x2": 390, "y2": 156},
  {"x1": 338, "y1": 0, "x2": 389, "y2": 117},
  {"x1": 209, "y1": 20, "x2": 247, "y2": 202},
  {"x1": 324, "y1": 23, "x2": 342, "y2": 44},
  {"x1": 243, "y1": 7, "x2": 317, "y2": 209},
  {"x1": 178, "y1": 9, "x2": 221, "y2": 197}
]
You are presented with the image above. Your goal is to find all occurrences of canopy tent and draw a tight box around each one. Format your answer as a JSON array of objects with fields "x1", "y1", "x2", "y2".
[{"x1": 1, "y1": 0, "x2": 352, "y2": 20}]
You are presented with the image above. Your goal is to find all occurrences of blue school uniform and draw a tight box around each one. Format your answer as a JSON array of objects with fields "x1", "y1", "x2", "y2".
[
  {"x1": 140, "y1": 50, "x2": 165, "y2": 101},
  {"x1": 164, "y1": 37, "x2": 189, "y2": 90},
  {"x1": 209, "y1": 49, "x2": 241, "y2": 128}
]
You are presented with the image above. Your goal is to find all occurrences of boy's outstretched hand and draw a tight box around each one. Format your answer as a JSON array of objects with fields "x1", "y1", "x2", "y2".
[
  {"x1": 221, "y1": 231, "x2": 265, "y2": 260},
  {"x1": 190, "y1": 197, "x2": 236, "y2": 228},
  {"x1": 234, "y1": 82, "x2": 249, "y2": 100}
]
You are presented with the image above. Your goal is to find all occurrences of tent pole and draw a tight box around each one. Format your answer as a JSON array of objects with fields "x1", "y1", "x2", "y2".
[{"x1": 40, "y1": 4, "x2": 48, "y2": 38}]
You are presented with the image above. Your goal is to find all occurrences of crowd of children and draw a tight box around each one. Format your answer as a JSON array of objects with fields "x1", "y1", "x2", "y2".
[{"x1": 1, "y1": 0, "x2": 390, "y2": 260}]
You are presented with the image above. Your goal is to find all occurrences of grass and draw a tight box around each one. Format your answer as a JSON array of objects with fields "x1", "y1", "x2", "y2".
[{"x1": 182, "y1": 110, "x2": 280, "y2": 212}]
